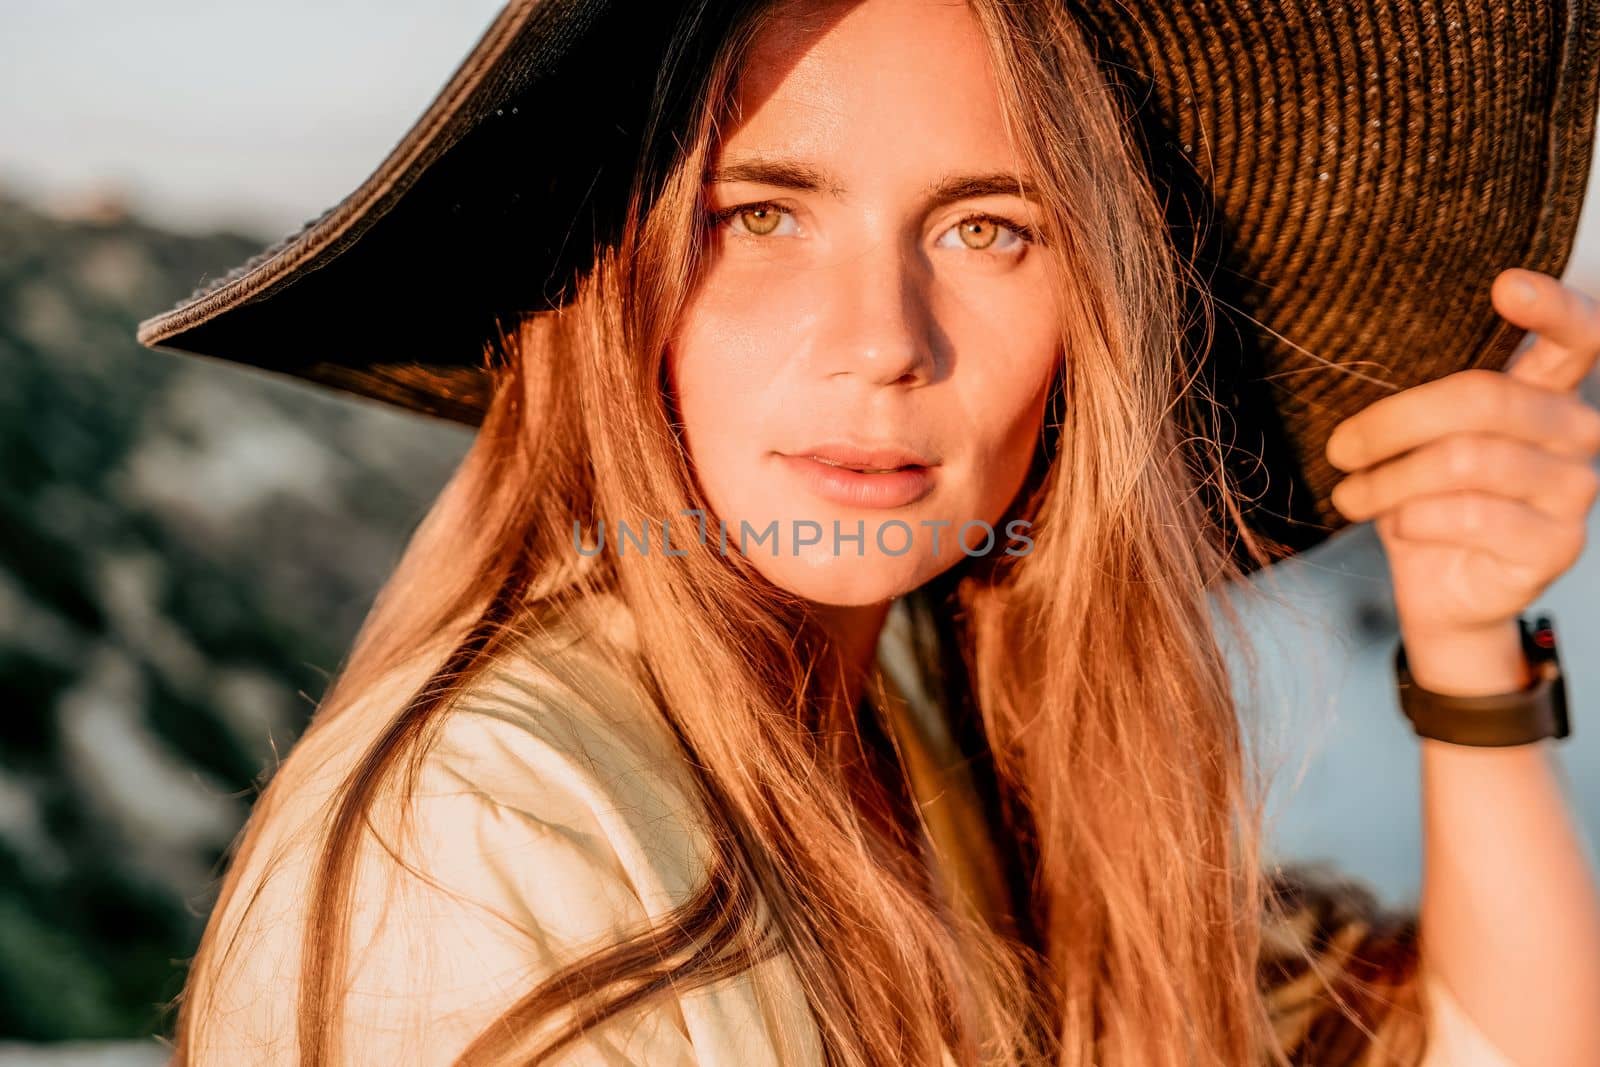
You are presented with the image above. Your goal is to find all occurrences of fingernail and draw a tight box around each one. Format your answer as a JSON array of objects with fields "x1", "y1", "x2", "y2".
[{"x1": 1510, "y1": 276, "x2": 1537, "y2": 304}]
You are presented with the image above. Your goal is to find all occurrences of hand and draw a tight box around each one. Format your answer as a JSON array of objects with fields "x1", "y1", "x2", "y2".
[{"x1": 1324, "y1": 268, "x2": 1600, "y2": 645}]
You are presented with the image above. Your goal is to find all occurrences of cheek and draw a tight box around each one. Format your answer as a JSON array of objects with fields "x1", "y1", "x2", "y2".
[
  {"x1": 665, "y1": 296, "x2": 792, "y2": 509},
  {"x1": 664, "y1": 340, "x2": 735, "y2": 496},
  {"x1": 951, "y1": 309, "x2": 1061, "y2": 512},
  {"x1": 973, "y1": 370, "x2": 1053, "y2": 510}
]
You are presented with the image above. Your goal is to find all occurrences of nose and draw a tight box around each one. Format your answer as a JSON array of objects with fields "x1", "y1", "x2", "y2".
[{"x1": 816, "y1": 234, "x2": 938, "y2": 387}]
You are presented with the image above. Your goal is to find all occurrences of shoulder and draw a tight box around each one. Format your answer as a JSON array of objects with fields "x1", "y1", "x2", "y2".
[
  {"x1": 189, "y1": 596, "x2": 819, "y2": 1066},
  {"x1": 380, "y1": 613, "x2": 820, "y2": 1065},
  {"x1": 414, "y1": 618, "x2": 716, "y2": 922},
  {"x1": 323, "y1": 632, "x2": 710, "y2": 1065}
]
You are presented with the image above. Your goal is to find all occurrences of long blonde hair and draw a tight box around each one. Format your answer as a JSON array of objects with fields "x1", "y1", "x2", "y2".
[{"x1": 165, "y1": 1, "x2": 1430, "y2": 1064}]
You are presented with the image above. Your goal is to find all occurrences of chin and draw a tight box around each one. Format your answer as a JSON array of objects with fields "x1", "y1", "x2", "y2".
[{"x1": 751, "y1": 550, "x2": 934, "y2": 607}]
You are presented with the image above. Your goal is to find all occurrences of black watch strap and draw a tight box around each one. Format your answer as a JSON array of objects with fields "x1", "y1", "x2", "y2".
[{"x1": 1394, "y1": 615, "x2": 1570, "y2": 747}]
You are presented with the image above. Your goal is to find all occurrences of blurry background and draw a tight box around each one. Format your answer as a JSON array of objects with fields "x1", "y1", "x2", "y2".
[{"x1": 1, "y1": 3, "x2": 1597, "y2": 1063}]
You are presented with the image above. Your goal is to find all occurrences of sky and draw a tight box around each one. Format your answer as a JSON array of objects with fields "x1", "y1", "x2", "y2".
[{"x1": 0, "y1": 1, "x2": 505, "y2": 236}]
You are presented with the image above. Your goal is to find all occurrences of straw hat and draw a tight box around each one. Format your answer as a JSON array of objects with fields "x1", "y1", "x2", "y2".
[{"x1": 134, "y1": 0, "x2": 1600, "y2": 569}]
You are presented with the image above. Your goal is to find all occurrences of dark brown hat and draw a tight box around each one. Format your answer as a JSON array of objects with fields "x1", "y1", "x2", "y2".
[{"x1": 135, "y1": 0, "x2": 1600, "y2": 568}]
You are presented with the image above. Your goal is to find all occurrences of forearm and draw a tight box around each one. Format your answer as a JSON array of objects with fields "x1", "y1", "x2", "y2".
[{"x1": 1406, "y1": 619, "x2": 1600, "y2": 1065}]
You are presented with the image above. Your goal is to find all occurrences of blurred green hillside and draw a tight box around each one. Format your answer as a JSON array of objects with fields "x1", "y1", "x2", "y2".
[{"x1": 0, "y1": 190, "x2": 469, "y2": 1040}]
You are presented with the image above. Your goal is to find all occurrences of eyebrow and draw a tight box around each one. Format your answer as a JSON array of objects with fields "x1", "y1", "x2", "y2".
[{"x1": 708, "y1": 155, "x2": 1040, "y2": 209}]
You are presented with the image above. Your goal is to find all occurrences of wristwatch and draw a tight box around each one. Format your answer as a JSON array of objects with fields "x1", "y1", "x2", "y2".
[{"x1": 1393, "y1": 614, "x2": 1570, "y2": 747}]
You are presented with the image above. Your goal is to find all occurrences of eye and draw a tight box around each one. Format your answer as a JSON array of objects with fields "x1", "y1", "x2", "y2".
[
  {"x1": 935, "y1": 213, "x2": 1039, "y2": 254},
  {"x1": 710, "y1": 201, "x2": 800, "y2": 239},
  {"x1": 707, "y1": 203, "x2": 1041, "y2": 252}
]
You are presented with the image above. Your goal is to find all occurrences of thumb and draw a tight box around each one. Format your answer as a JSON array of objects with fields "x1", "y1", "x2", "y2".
[{"x1": 1494, "y1": 269, "x2": 1600, "y2": 394}]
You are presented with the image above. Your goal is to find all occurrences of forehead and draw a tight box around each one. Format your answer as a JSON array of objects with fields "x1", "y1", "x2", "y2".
[{"x1": 718, "y1": 0, "x2": 1021, "y2": 177}]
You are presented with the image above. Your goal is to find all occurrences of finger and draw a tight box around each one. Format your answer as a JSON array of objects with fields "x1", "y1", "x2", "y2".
[
  {"x1": 1324, "y1": 369, "x2": 1600, "y2": 471},
  {"x1": 1389, "y1": 490, "x2": 1588, "y2": 574},
  {"x1": 1492, "y1": 269, "x2": 1600, "y2": 393},
  {"x1": 1331, "y1": 433, "x2": 1600, "y2": 523}
]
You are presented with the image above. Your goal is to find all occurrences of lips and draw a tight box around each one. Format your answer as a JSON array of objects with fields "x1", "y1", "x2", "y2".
[
  {"x1": 775, "y1": 444, "x2": 939, "y2": 509},
  {"x1": 787, "y1": 441, "x2": 937, "y2": 472},
  {"x1": 810, "y1": 455, "x2": 914, "y2": 474}
]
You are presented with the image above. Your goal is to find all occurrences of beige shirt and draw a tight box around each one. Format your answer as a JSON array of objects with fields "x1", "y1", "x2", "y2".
[{"x1": 194, "y1": 593, "x2": 1515, "y2": 1066}]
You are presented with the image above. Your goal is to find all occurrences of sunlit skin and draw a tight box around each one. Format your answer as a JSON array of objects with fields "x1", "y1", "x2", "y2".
[{"x1": 664, "y1": 0, "x2": 1062, "y2": 678}]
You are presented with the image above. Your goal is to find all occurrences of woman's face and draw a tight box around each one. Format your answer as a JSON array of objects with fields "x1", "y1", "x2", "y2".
[{"x1": 666, "y1": 0, "x2": 1062, "y2": 606}]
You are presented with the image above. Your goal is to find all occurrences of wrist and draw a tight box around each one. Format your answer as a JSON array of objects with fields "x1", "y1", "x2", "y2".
[
  {"x1": 1399, "y1": 618, "x2": 1532, "y2": 697},
  {"x1": 1394, "y1": 614, "x2": 1570, "y2": 748}
]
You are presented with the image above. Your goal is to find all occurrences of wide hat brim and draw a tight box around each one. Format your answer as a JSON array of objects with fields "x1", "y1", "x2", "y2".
[{"x1": 136, "y1": 0, "x2": 1600, "y2": 569}]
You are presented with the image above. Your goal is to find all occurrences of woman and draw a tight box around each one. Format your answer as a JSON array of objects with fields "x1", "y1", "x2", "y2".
[{"x1": 135, "y1": 0, "x2": 1600, "y2": 1064}]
